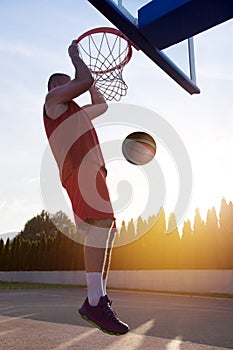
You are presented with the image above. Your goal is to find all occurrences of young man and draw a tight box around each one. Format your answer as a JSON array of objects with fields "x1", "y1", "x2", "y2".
[{"x1": 43, "y1": 40, "x2": 129, "y2": 335}]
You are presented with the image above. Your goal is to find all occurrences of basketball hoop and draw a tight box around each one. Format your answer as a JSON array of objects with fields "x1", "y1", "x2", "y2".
[{"x1": 76, "y1": 27, "x2": 135, "y2": 101}]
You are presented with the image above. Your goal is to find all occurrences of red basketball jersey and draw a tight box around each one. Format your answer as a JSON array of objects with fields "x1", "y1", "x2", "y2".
[{"x1": 43, "y1": 100, "x2": 105, "y2": 185}]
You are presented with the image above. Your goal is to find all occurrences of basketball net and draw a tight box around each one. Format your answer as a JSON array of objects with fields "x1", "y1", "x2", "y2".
[{"x1": 77, "y1": 28, "x2": 134, "y2": 101}]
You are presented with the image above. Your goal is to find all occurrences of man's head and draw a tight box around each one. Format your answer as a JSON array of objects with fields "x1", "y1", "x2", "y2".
[{"x1": 47, "y1": 73, "x2": 71, "y2": 91}]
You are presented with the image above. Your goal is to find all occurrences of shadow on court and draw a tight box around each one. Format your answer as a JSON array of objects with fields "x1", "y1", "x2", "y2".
[{"x1": 0, "y1": 288, "x2": 233, "y2": 349}]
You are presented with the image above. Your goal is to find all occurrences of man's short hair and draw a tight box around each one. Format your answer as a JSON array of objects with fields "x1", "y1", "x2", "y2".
[{"x1": 47, "y1": 73, "x2": 70, "y2": 91}]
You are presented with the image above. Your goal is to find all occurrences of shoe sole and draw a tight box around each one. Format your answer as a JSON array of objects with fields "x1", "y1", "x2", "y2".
[{"x1": 78, "y1": 311, "x2": 128, "y2": 336}]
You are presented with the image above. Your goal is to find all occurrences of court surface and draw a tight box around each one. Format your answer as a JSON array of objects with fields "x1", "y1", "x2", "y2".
[{"x1": 0, "y1": 288, "x2": 233, "y2": 349}]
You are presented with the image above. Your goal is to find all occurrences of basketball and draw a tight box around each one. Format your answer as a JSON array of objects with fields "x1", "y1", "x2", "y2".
[{"x1": 122, "y1": 131, "x2": 156, "y2": 165}]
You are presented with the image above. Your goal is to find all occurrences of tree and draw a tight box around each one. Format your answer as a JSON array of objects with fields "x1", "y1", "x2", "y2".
[
  {"x1": 8, "y1": 236, "x2": 20, "y2": 270},
  {"x1": 181, "y1": 220, "x2": 193, "y2": 268},
  {"x1": 136, "y1": 216, "x2": 147, "y2": 238},
  {"x1": 219, "y1": 198, "x2": 230, "y2": 232},
  {"x1": 2, "y1": 238, "x2": 10, "y2": 270},
  {"x1": 19, "y1": 210, "x2": 58, "y2": 242},
  {"x1": 152, "y1": 207, "x2": 166, "y2": 268},
  {"x1": 127, "y1": 219, "x2": 136, "y2": 243},
  {"x1": 38, "y1": 232, "x2": 47, "y2": 270},
  {"x1": 164, "y1": 213, "x2": 181, "y2": 269},
  {"x1": 219, "y1": 198, "x2": 233, "y2": 268},
  {"x1": 114, "y1": 220, "x2": 127, "y2": 247},
  {"x1": 0, "y1": 238, "x2": 4, "y2": 255},
  {"x1": 193, "y1": 208, "x2": 206, "y2": 268},
  {"x1": 50, "y1": 211, "x2": 76, "y2": 239},
  {"x1": 19, "y1": 210, "x2": 76, "y2": 243},
  {"x1": 205, "y1": 207, "x2": 219, "y2": 268},
  {"x1": 0, "y1": 238, "x2": 5, "y2": 270}
]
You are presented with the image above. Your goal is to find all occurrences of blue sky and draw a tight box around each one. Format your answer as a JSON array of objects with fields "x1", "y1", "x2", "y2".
[{"x1": 0, "y1": 0, "x2": 232, "y2": 236}]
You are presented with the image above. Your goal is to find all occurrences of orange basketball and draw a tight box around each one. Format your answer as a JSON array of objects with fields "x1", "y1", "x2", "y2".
[{"x1": 122, "y1": 131, "x2": 156, "y2": 165}]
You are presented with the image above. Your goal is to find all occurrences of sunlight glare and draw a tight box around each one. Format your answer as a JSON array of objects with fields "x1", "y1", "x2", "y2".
[
  {"x1": 51, "y1": 328, "x2": 97, "y2": 350},
  {"x1": 166, "y1": 336, "x2": 183, "y2": 350}
]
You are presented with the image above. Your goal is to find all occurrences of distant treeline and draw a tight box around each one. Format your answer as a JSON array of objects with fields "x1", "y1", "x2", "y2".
[{"x1": 0, "y1": 198, "x2": 232, "y2": 271}]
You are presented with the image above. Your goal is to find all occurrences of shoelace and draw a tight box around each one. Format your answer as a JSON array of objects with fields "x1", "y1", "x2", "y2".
[{"x1": 102, "y1": 299, "x2": 118, "y2": 321}]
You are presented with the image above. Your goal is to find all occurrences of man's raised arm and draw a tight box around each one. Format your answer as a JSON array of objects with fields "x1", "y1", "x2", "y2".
[{"x1": 46, "y1": 40, "x2": 94, "y2": 106}]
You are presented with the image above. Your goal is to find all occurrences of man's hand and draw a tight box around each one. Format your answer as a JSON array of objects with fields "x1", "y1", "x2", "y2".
[
  {"x1": 68, "y1": 39, "x2": 93, "y2": 84},
  {"x1": 68, "y1": 40, "x2": 80, "y2": 62}
]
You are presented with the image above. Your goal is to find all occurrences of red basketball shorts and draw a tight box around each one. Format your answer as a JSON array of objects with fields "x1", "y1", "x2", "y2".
[{"x1": 64, "y1": 163, "x2": 115, "y2": 226}]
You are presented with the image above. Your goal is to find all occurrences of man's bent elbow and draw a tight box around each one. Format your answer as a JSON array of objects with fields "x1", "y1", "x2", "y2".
[
  {"x1": 96, "y1": 102, "x2": 108, "y2": 117},
  {"x1": 80, "y1": 76, "x2": 94, "y2": 93},
  {"x1": 102, "y1": 102, "x2": 108, "y2": 114},
  {"x1": 86, "y1": 76, "x2": 94, "y2": 90}
]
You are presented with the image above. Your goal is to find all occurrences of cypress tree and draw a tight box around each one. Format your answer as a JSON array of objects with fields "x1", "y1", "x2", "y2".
[
  {"x1": 0, "y1": 238, "x2": 4, "y2": 270},
  {"x1": 165, "y1": 213, "x2": 181, "y2": 269},
  {"x1": 181, "y1": 220, "x2": 193, "y2": 269}
]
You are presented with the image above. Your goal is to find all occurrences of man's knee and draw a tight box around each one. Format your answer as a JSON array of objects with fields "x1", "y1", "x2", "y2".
[{"x1": 84, "y1": 218, "x2": 115, "y2": 248}]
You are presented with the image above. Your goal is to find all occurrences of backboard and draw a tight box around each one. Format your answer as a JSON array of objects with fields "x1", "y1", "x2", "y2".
[{"x1": 87, "y1": 0, "x2": 232, "y2": 95}]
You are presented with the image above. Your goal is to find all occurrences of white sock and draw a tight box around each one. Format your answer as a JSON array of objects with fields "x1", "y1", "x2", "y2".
[
  {"x1": 103, "y1": 279, "x2": 107, "y2": 295},
  {"x1": 86, "y1": 272, "x2": 104, "y2": 306}
]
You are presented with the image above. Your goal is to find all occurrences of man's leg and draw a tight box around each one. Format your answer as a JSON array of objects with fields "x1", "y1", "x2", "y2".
[
  {"x1": 78, "y1": 218, "x2": 129, "y2": 335},
  {"x1": 83, "y1": 218, "x2": 114, "y2": 306},
  {"x1": 102, "y1": 227, "x2": 116, "y2": 294}
]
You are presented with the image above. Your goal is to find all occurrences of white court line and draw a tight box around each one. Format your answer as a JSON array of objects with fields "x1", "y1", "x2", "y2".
[
  {"x1": 0, "y1": 307, "x2": 15, "y2": 311},
  {"x1": 51, "y1": 328, "x2": 98, "y2": 350},
  {"x1": 0, "y1": 314, "x2": 38, "y2": 324}
]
